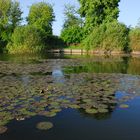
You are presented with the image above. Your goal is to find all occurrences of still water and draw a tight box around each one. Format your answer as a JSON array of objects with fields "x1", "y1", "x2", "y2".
[{"x1": 0, "y1": 53, "x2": 140, "y2": 140}]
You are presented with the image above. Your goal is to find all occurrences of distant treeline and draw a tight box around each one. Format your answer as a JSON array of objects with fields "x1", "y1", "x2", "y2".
[{"x1": 0, "y1": 0, "x2": 140, "y2": 54}]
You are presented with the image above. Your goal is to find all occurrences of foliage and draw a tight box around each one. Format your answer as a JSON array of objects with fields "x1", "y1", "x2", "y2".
[
  {"x1": 0, "y1": 0, "x2": 11, "y2": 24},
  {"x1": 63, "y1": 4, "x2": 83, "y2": 29},
  {"x1": 81, "y1": 21, "x2": 129, "y2": 52},
  {"x1": 0, "y1": 0, "x2": 22, "y2": 51},
  {"x1": 129, "y1": 27, "x2": 140, "y2": 51},
  {"x1": 61, "y1": 4, "x2": 83, "y2": 45},
  {"x1": 61, "y1": 26, "x2": 83, "y2": 45},
  {"x1": 9, "y1": 1, "x2": 23, "y2": 31},
  {"x1": 7, "y1": 25, "x2": 45, "y2": 54},
  {"x1": 78, "y1": 0, "x2": 120, "y2": 35},
  {"x1": 27, "y1": 2, "x2": 55, "y2": 36},
  {"x1": 0, "y1": 0, "x2": 11, "y2": 49},
  {"x1": 3, "y1": 1, "x2": 65, "y2": 53}
]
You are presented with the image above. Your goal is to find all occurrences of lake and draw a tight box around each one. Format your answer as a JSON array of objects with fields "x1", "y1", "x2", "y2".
[{"x1": 0, "y1": 53, "x2": 140, "y2": 140}]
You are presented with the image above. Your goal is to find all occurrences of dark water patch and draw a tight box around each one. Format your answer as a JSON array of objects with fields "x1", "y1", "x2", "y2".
[{"x1": 1, "y1": 100, "x2": 140, "y2": 140}]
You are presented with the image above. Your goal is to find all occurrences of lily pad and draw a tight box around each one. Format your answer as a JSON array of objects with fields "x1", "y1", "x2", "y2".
[
  {"x1": 85, "y1": 108, "x2": 98, "y2": 114},
  {"x1": 98, "y1": 108, "x2": 108, "y2": 113},
  {"x1": 36, "y1": 122, "x2": 53, "y2": 130},
  {"x1": 0, "y1": 126, "x2": 8, "y2": 134},
  {"x1": 119, "y1": 104, "x2": 129, "y2": 109},
  {"x1": 83, "y1": 99, "x2": 92, "y2": 103},
  {"x1": 69, "y1": 104, "x2": 81, "y2": 109},
  {"x1": 44, "y1": 112, "x2": 57, "y2": 117}
]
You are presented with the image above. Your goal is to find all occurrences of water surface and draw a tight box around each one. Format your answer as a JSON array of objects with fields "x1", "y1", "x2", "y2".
[{"x1": 0, "y1": 53, "x2": 140, "y2": 140}]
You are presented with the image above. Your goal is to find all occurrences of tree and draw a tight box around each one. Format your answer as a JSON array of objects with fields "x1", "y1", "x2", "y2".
[
  {"x1": 27, "y1": 2, "x2": 55, "y2": 36},
  {"x1": 0, "y1": 0, "x2": 11, "y2": 25},
  {"x1": 129, "y1": 24, "x2": 140, "y2": 51},
  {"x1": 0, "y1": 0, "x2": 22, "y2": 50},
  {"x1": 78, "y1": 0, "x2": 120, "y2": 35},
  {"x1": 136, "y1": 18, "x2": 140, "y2": 28},
  {"x1": 61, "y1": 26, "x2": 83, "y2": 44},
  {"x1": 9, "y1": 1, "x2": 23, "y2": 32},
  {"x1": 82, "y1": 21, "x2": 129, "y2": 52},
  {"x1": 63, "y1": 4, "x2": 83, "y2": 29},
  {"x1": 7, "y1": 25, "x2": 44, "y2": 54},
  {"x1": 0, "y1": 0, "x2": 11, "y2": 48},
  {"x1": 61, "y1": 4, "x2": 83, "y2": 44}
]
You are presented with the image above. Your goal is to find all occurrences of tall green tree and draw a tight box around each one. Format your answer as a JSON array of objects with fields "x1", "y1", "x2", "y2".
[
  {"x1": 0, "y1": 0, "x2": 22, "y2": 51},
  {"x1": 9, "y1": 1, "x2": 23, "y2": 32},
  {"x1": 0, "y1": 0, "x2": 11, "y2": 24},
  {"x1": 63, "y1": 4, "x2": 83, "y2": 29},
  {"x1": 78, "y1": 0, "x2": 120, "y2": 35},
  {"x1": 129, "y1": 19, "x2": 140, "y2": 51},
  {"x1": 0, "y1": 0, "x2": 11, "y2": 48},
  {"x1": 61, "y1": 4, "x2": 83, "y2": 44},
  {"x1": 27, "y1": 2, "x2": 55, "y2": 36}
]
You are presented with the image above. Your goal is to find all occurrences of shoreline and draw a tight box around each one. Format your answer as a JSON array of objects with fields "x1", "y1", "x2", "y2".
[{"x1": 47, "y1": 49, "x2": 140, "y2": 56}]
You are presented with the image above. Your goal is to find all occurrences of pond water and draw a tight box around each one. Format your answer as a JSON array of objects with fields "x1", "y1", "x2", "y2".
[{"x1": 0, "y1": 53, "x2": 140, "y2": 140}]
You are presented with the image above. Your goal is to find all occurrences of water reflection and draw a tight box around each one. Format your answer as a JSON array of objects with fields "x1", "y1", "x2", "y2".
[
  {"x1": 64, "y1": 56, "x2": 140, "y2": 75},
  {"x1": 52, "y1": 68, "x2": 64, "y2": 83}
]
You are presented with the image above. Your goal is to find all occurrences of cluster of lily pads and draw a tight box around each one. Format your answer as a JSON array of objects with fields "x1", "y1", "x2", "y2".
[{"x1": 0, "y1": 59, "x2": 140, "y2": 134}]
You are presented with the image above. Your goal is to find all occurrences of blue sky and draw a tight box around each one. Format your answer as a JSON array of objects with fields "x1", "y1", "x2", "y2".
[{"x1": 19, "y1": 0, "x2": 140, "y2": 36}]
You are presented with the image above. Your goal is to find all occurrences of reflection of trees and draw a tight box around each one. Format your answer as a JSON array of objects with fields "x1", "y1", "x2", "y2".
[
  {"x1": 64, "y1": 57, "x2": 129, "y2": 74},
  {"x1": 64, "y1": 56, "x2": 140, "y2": 75},
  {"x1": 127, "y1": 57, "x2": 140, "y2": 75}
]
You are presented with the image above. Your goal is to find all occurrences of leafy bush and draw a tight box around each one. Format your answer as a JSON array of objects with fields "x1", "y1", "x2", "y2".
[
  {"x1": 60, "y1": 4, "x2": 83, "y2": 45},
  {"x1": 129, "y1": 27, "x2": 140, "y2": 51},
  {"x1": 7, "y1": 25, "x2": 45, "y2": 54},
  {"x1": 61, "y1": 26, "x2": 83, "y2": 45},
  {"x1": 82, "y1": 21, "x2": 129, "y2": 52}
]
